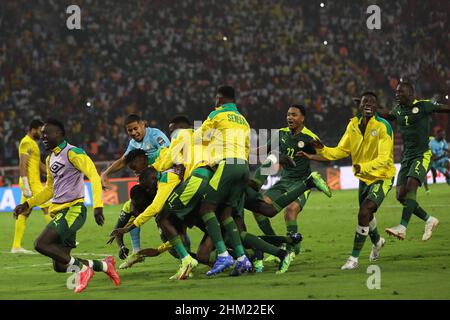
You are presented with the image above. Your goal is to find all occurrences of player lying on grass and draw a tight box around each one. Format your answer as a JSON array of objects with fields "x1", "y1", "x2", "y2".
[
  {"x1": 301, "y1": 92, "x2": 396, "y2": 270},
  {"x1": 250, "y1": 104, "x2": 332, "y2": 262},
  {"x1": 382, "y1": 82, "x2": 449, "y2": 241},
  {"x1": 13, "y1": 119, "x2": 120, "y2": 293},
  {"x1": 101, "y1": 114, "x2": 170, "y2": 255}
]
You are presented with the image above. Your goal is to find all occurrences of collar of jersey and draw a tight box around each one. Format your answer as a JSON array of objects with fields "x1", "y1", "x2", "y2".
[
  {"x1": 53, "y1": 140, "x2": 68, "y2": 155},
  {"x1": 216, "y1": 103, "x2": 237, "y2": 111}
]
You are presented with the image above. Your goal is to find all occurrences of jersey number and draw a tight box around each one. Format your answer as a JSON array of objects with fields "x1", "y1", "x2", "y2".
[
  {"x1": 404, "y1": 115, "x2": 409, "y2": 126},
  {"x1": 286, "y1": 148, "x2": 295, "y2": 159}
]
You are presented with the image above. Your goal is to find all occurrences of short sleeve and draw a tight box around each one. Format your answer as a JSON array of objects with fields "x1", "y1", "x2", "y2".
[
  {"x1": 19, "y1": 140, "x2": 31, "y2": 155},
  {"x1": 153, "y1": 128, "x2": 170, "y2": 148}
]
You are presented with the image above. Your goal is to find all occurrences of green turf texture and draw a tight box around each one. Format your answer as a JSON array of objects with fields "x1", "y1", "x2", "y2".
[{"x1": 0, "y1": 184, "x2": 449, "y2": 300}]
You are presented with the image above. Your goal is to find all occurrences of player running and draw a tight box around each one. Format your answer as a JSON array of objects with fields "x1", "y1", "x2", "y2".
[
  {"x1": 384, "y1": 82, "x2": 450, "y2": 241},
  {"x1": 429, "y1": 128, "x2": 450, "y2": 184},
  {"x1": 13, "y1": 119, "x2": 120, "y2": 293},
  {"x1": 301, "y1": 92, "x2": 396, "y2": 269},
  {"x1": 11, "y1": 119, "x2": 53, "y2": 254},
  {"x1": 101, "y1": 114, "x2": 170, "y2": 256}
]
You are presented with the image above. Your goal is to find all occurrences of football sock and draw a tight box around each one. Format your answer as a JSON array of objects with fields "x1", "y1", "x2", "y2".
[
  {"x1": 286, "y1": 220, "x2": 298, "y2": 234},
  {"x1": 201, "y1": 212, "x2": 227, "y2": 254},
  {"x1": 368, "y1": 218, "x2": 381, "y2": 245},
  {"x1": 241, "y1": 231, "x2": 284, "y2": 257},
  {"x1": 400, "y1": 192, "x2": 419, "y2": 227},
  {"x1": 254, "y1": 215, "x2": 276, "y2": 235},
  {"x1": 413, "y1": 206, "x2": 430, "y2": 222},
  {"x1": 260, "y1": 235, "x2": 292, "y2": 246},
  {"x1": 168, "y1": 235, "x2": 190, "y2": 260},
  {"x1": 223, "y1": 217, "x2": 245, "y2": 257},
  {"x1": 129, "y1": 227, "x2": 141, "y2": 252},
  {"x1": 89, "y1": 260, "x2": 107, "y2": 272},
  {"x1": 12, "y1": 215, "x2": 27, "y2": 249},
  {"x1": 351, "y1": 225, "x2": 369, "y2": 258}
]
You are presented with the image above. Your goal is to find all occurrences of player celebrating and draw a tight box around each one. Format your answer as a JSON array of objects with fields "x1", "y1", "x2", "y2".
[
  {"x1": 101, "y1": 114, "x2": 170, "y2": 255},
  {"x1": 11, "y1": 119, "x2": 53, "y2": 254},
  {"x1": 384, "y1": 82, "x2": 450, "y2": 241},
  {"x1": 301, "y1": 92, "x2": 396, "y2": 269},
  {"x1": 429, "y1": 128, "x2": 450, "y2": 184},
  {"x1": 13, "y1": 119, "x2": 120, "y2": 293},
  {"x1": 251, "y1": 104, "x2": 331, "y2": 257}
]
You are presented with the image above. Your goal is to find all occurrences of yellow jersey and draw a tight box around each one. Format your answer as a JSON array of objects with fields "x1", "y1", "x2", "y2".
[
  {"x1": 318, "y1": 114, "x2": 396, "y2": 185},
  {"x1": 195, "y1": 103, "x2": 250, "y2": 166},
  {"x1": 18, "y1": 134, "x2": 42, "y2": 185},
  {"x1": 153, "y1": 128, "x2": 209, "y2": 180}
]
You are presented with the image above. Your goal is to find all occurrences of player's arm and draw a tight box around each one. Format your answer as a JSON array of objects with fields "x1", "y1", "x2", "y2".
[
  {"x1": 153, "y1": 128, "x2": 171, "y2": 148},
  {"x1": 68, "y1": 149, "x2": 105, "y2": 226},
  {"x1": 18, "y1": 142, "x2": 32, "y2": 198},
  {"x1": 356, "y1": 127, "x2": 393, "y2": 175},
  {"x1": 100, "y1": 156, "x2": 126, "y2": 188},
  {"x1": 15, "y1": 157, "x2": 54, "y2": 218},
  {"x1": 316, "y1": 126, "x2": 351, "y2": 160},
  {"x1": 432, "y1": 102, "x2": 450, "y2": 113},
  {"x1": 39, "y1": 161, "x2": 47, "y2": 175}
]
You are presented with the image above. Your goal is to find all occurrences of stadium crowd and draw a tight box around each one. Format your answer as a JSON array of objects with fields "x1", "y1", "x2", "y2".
[{"x1": 1, "y1": 0, "x2": 448, "y2": 172}]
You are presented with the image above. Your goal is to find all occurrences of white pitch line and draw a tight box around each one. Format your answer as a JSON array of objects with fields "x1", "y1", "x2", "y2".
[
  {"x1": 2, "y1": 263, "x2": 52, "y2": 270},
  {"x1": 304, "y1": 204, "x2": 449, "y2": 210}
]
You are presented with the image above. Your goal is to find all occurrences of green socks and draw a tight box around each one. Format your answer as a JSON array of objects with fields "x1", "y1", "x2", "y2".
[
  {"x1": 201, "y1": 212, "x2": 227, "y2": 254},
  {"x1": 223, "y1": 217, "x2": 245, "y2": 257},
  {"x1": 400, "y1": 192, "x2": 430, "y2": 227},
  {"x1": 169, "y1": 235, "x2": 190, "y2": 260},
  {"x1": 241, "y1": 231, "x2": 284, "y2": 258},
  {"x1": 254, "y1": 214, "x2": 276, "y2": 235},
  {"x1": 286, "y1": 220, "x2": 298, "y2": 234},
  {"x1": 413, "y1": 206, "x2": 430, "y2": 222},
  {"x1": 368, "y1": 218, "x2": 381, "y2": 245},
  {"x1": 260, "y1": 235, "x2": 293, "y2": 247},
  {"x1": 351, "y1": 225, "x2": 369, "y2": 258}
]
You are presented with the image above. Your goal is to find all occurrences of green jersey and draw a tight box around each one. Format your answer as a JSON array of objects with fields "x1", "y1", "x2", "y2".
[
  {"x1": 269, "y1": 126, "x2": 319, "y2": 179},
  {"x1": 390, "y1": 99, "x2": 442, "y2": 158}
]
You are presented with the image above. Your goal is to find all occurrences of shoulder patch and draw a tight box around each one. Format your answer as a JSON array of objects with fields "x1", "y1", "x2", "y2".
[
  {"x1": 301, "y1": 127, "x2": 319, "y2": 140},
  {"x1": 279, "y1": 127, "x2": 290, "y2": 132},
  {"x1": 375, "y1": 115, "x2": 393, "y2": 137},
  {"x1": 69, "y1": 147, "x2": 87, "y2": 155}
]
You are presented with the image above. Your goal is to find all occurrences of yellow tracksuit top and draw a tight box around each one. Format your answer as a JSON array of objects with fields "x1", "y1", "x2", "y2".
[
  {"x1": 26, "y1": 142, "x2": 103, "y2": 215},
  {"x1": 318, "y1": 114, "x2": 396, "y2": 185},
  {"x1": 195, "y1": 103, "x2": 250, "y2": 166}
]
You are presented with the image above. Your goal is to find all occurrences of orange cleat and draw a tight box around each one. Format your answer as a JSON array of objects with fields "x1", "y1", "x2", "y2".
[
  {"x1": 103, "y1": 256, "x2": 121, "y2": 286},
  {"x1": 74, "y1": 267, "x2": 95, "y2": 293}
]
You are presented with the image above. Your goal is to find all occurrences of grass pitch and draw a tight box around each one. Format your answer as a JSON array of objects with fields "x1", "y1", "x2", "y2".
[{"x1": 0, "y1": 184, "x2": 449, "y2": 300}]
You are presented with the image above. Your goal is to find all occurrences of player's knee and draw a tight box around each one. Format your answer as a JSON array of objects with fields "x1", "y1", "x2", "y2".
[{"x1": 34, "y1": 239, "x2": 46, "y2": 254}]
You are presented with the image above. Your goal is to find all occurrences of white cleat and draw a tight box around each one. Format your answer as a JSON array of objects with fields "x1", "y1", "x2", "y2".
[
  {"x1": 369, "y1": 237, "x2": 385, "y2": 262},
  {"x1": 422, "y1": 217, "x2": 439, "y2": 241},
  {"x1": 10, "y1": 247, "x2": 36, "y2": 254},
  {"x1": 341, "y1": 256, "x2": 359, "y2": 270},
  {"x1": 385, "y1": 224, "x2": 406, "y2": 240}
]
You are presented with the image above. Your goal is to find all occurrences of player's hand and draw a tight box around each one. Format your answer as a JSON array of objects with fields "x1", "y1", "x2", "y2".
[
  {"x1": 100, "y1": 173, "x2": 112, "y2": 191},
  {"x1": 311, "y1": 139, "x2": 324, "y2": 149},
  {"x1": 353, "y1": 164, "x2": 361, "y2": 174},
  {"x1": 94, "y1": 207, "x2": 105, "y2": 226},
  {"x1": 106, "y1": 236, "x2": 115, "y2": 245},
  {"x1": 173, "y1": 164, "x2": 186, "y2": 180},
  {"x1": 296, "y1": 151, "x2": 313, "y2": 159},
  {"x1": 13, "y1": 202, "x2": 30, "y2": 219},
  {"x1": 110, "y1": 227, "x2": 129, "y2": 238},
  {"x1": 118, "y1": 245, "x2": 130, "y2": 260}
]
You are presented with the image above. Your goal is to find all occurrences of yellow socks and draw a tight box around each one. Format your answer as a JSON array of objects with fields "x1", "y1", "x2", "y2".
[{"x1": 12, "y1": 215, "x2": 27, "y2": 249}]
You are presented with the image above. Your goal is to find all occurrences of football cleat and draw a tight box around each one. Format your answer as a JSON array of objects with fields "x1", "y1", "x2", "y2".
[
  {"x1": 264, "y1": 254, "x2": 281, "y2": 265},
  {"x1": 308, "y1": 171, "x2": 332, "y2": 197},
  {"x1": 119, "y1": 253, "x2": 145, "y2": 270},
  {"x1": 341, "y1": 256, "x2": 358, "y2": 270},
  {"x1": 369, "y1": 237, "x2": 385, "y2": 262},
  {"x1": 103, "y1": 256, "x2": 120, "y2": 286},
  {"x1": 276, "y1": 251, "x2": 295, "y2": 274},
  {"x1": 252, "y1": 259, "x2": 264, "y2": 273},
  {"x1": 74, "y1": 267, "x2": 95, "y2": 293},
  {"x1": 206, "y1": 254, "x2": 234, "y2": 276},
  {"x1": 385, "y1": 224, "x2": 406, "y2": 240},
  {"x1": 177, "y1": 256, "x2": 198, "y2": 280},
  {"x1": 422, "y1": 217, "x2": 439, "y2": 241},
  {"x1": 230, "y1": 256, "x2": 253, "y2": 276}
]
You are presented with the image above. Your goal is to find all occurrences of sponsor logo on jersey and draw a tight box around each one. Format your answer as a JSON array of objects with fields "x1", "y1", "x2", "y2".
[{"x1": 371, "y1": 130, "x2": 377, "y2": 137}]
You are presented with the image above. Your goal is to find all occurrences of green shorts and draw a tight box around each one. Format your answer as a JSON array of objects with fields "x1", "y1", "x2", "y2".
[
  {"x1": 264, "y1": 177, "x2": 311, "y2": 209},
  {"x1": 397, "y1": 150, "x2": 432, "y2": 186},
  {"x1": 233, "y1": 186, "x2": 264, "y2": 218},
  {"x1": 203, "y1": 159, "x2": 250, "y2": 209},
  {"x1": 48, "y1": 203, "x2": 87, "y2": 248},
  {"x1": 166, "y1": 167, "x2": 213, "y2": 228},
  {"x1": 359, "y1": 179, "x2": 393, "y2": 209}
]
